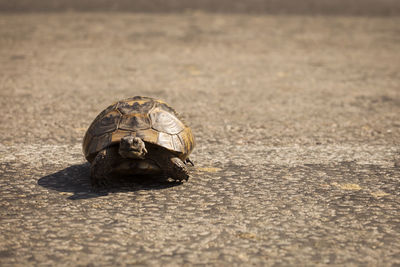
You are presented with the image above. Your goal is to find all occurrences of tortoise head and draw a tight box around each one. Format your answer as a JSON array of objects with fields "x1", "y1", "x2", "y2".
[{"x1": 119, "y1": 136, "x2": 148, "y2": 159}]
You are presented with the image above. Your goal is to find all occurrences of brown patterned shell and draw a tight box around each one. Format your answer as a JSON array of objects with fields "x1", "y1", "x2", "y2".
[{"x1": 83, "y1": 96, "x2": 195, "y2": 163}]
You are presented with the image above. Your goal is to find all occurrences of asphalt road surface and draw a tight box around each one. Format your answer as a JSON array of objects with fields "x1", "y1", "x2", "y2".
[{"x1": 0, "y1": 8, "x2": 399, "y2": 266}]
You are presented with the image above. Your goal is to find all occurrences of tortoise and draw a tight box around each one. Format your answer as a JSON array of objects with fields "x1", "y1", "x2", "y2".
[{"x1": 83, "y1": 96, "x2": 195, "y2": 188}]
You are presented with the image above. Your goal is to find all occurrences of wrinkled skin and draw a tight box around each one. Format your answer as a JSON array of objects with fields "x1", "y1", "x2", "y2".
[{"x1": 118, "y1": 136, "x2": 148, "y2": 159}]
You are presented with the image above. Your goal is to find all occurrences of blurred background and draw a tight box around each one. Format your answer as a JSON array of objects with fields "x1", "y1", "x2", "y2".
[{"x1": 1, "y1": 0, "x2": 400, "y2": 15}]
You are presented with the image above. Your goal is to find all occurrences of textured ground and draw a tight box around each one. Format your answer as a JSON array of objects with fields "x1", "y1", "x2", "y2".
[{"x1": 0, "y1": 11, "x2": 399, "y2": 266}]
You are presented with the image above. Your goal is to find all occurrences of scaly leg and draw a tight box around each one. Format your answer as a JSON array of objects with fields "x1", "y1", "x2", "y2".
[
  {"x1": 90, "y1": 148, "x2": 117, "y2": 190},
  {"x1": 168, "y1": 157, "x2": 189, "y2": 181}
]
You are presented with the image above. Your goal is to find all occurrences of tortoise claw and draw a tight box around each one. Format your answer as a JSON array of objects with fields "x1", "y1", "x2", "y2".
[{"x1": 185, "y1": 158, "x2": 194, "y2": 166}]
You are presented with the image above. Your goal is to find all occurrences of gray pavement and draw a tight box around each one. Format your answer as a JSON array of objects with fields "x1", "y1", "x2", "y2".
[{"x1": 0, "y1": 10, "x2": 400, "y2": 266}]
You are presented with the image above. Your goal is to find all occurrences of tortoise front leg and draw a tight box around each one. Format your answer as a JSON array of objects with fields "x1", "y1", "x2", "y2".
[
  {"x1": 90, "y1": 148, "x2": 117, "y2": 190},
  {"x1": 168, "y1": 157, "x2": 189, "y2": 181}
]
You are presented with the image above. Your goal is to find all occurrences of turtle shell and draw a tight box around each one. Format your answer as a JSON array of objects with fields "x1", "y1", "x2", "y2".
[{"x1": 83, "y1": 96, "x2": 195, "y2": 163}]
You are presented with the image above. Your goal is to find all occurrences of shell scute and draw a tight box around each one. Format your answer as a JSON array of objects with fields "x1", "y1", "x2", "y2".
[
  {"x1": 86, "y1": 133, "x2": 112, "y2": 162},
  {"x1": 111, "y1": 129, "x2": 135, "y2": 143},
  {"x1": 119, "y1": 114, "x2": 151, "y2": 131},
  {"x1": 156, "y1": 132, "x2": 175, "y2": 151},
  {"x1": 171, "y1": 134, "x2": 184, "y2": 152},
  {"x1": 90, "y1": 110, "x2": 121, "y2": 136},
  {"x1": 117, "y1": 99, "x2": 154, "y2": 115},
  {"x1": 178, "y1": 127, "x2": 195, "y2": 155},
  {"x1": 150, "y1": 108, "x2": 184, "y2": 135},
  {"x1": 135, "y1": 128, "x2": 159, "y2": 144}
]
